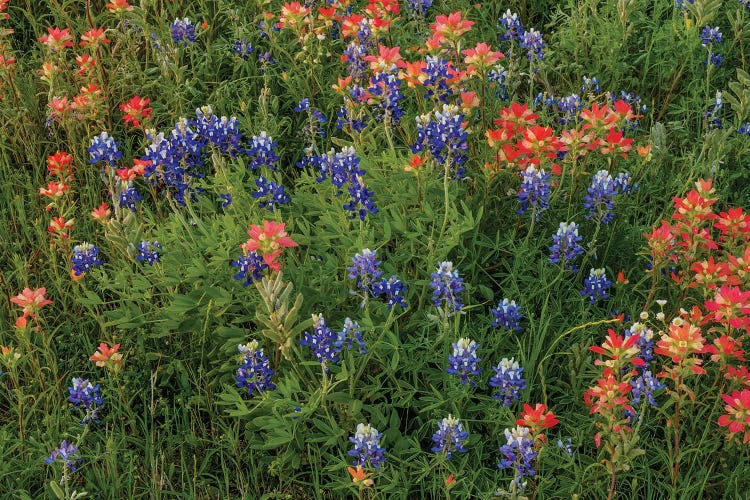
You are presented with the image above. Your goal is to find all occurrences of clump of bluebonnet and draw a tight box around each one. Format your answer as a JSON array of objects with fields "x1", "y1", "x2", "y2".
[
  {"x1": 701, "y1": 26, "x2": 723, "y2": 66},
  {"x1": 557, "y1": 438, "x2": 574, "y2": 457},
  {"x1": 347, "y1": 248, "x2": 384, "y2": 303},
  {"x1": 703, "y1": 91, "x2": 723, "y2": 130},
  {"x1": 499, "y1": 10, "x2": 524, "y2": 43},
  {"x1": 738, "y1": 123, "x2": 750, "y2": 137},
  {"x1": 372, "y1": 275, "x2": 408, "y2": 309},
  {"x1": 231, "y1": 251, "x2": 267, "y2": 286},
  {"x1": 119, "y1": 181, "x2": 142, "y2": 212},
  {"x1": 253, "y1": 175, "x2": 290, "y2": 211},
  {"x1": 581, "y1": 268, "x2": 613, "y2": 304},
  {"x1": 405, "y1": 0, "x2": 432, "y2": 17},
  {"x1": 349, "y1": 423, "x2": 386, "y2": 468},
  {"x1": 194, "y1": 106, "x2": 245, "y2": 157},
  {"x1": 171, "y1": 18, "x2": 196, "y2": 46},
  {"x1": 490, "y1": 357, "x2": 526, "y2": 406},
  {"x1": 583, "y1": 170, "x2": 632, "y2": 224},
  {"x1": 219, "y1": 193, "x2": 232, "y2": 207},
  {"x1": 295, "y1": 98, "x2": 328, "y2": 139},
  {"x1": 334, "y1": 317, "x2": 366, "y2": 355},
  {"x1": 498, "y1": 425, "x2": 538, "y2": 492},
  {"x1": 235, "y1": 341, "x2": 275, "y2": 396},
  {"x1": 517, "y1": 166, "x2": 551, "y2": 220},
  {"x1": 44, "y1": 440, "x2": 82, "y2": 472},
  {"x1": 367, "y1": 72, "x2": 404, "y2": 125},
  {"x1": 431, "y1": 415, "x2": 468, "y2": 459},
  {"x1": 313, "y1": 147, "x2": 378, "y2": 220},
  {"x1": 520, "y1": 28, "x2": 545, "y2": 61},
  {"x1": 232, "y1": 39, "x2": 254, "y2": 59},
  {"x1": 624, "y1": 322, "x2": 664, "y2": 412},
  {"x1": 447, "y1": 338, "x2": 481, "y2": 386},
  {"x1": 247, "y1": 132, "x2": 280, "y2": 171},
  {"x1": 412, "y1": 104, "x2": 469, "y2": 179},
  {"x1": 300, "y1": 314, "x2": 340, "y2": 370},
  {"x1": 548, "y1": 222, "x2": 584, "y2": 271},
  {"x1": 430, "y1": 261, "x2": 465, "y2": 317},
  {"x1": 136, "y1": 241, "x2": 162, "y2": 266},
  {"x1": 71, "y1": 242, "x2": 103, "y2": 277},
  {"x1": 491, "y1": 299, "x2": 523, "y2": 331},
  {"x1": 88, "y1": 131, "x2": 122, "y2": 166},
  {"x1": 68, "y1": 378, "x2": 103, "y2": 424}
]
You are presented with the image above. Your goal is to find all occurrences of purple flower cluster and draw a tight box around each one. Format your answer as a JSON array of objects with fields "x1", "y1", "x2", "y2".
[
  {"x1": 406, "y1": 0, "x2": 432, "y2": 17},
  {"x1": 412, "y1": 104, "x2": 469, "y2": 179},
  {"x1": 349, "y1": 423, "x2": 386, "y2": 468},
  {"x1": 422, "y1": 56, "x2": 454, "y2": 103},
  {"x1": 738, "y1": 123, "x2": 750, "y2": 136},
  {"x1": 68, "y1": 378, "x2": 103, "y2": 424},
  {"x1": 347, "y1": 248, "x2": 384, "y2": 298},
  {"x1": 520, "y1": 28, "x2": 546, "y2": 61},
  {"x1": 253, "y1": 175, "x2": 290, "y2": 211},
  {"x1": 170, "y1": 18, "x2": 196, "y2": 46},
  {"x1": 580, "y1": 268, "x2": 612, "y2": 304},
  {"x1": 194, "y1": 106, "x2": 244, "y2": 156},
  {"x1": 88, "y1": 131, "x2": 122, "y2": 165},
  {"x1": 489, "y1": 357, "x2": 526, "y2": 406},
  {"x1": 295, "y1": 98, "x2": 328, "y2": 140},
  {"x1": 703, "y1": 91, "x2": 723, "y2": 130},
  {"x1": 583, "y1": 170, "x2": 632, "y2": 224},
  {"x1": 231, "y1": 251, "x2": 267, "y2": 286},
  {"x1": 315, "y1": 147, "x2": 377, "y2": 220},
  {"x1": 517, "y1": 166, "x2": 551, "y2": 220},
  {"x1": 71, "y1": 242, "x2": 103, "y2": 277},
  {"x1": 232, "y1": 39, "x2": 254, "y2": 59},
  {"x1": 247, "y1": 132, "x2": 280, "y2": 170},
  {"x1": 431, "y1": 415, "x2": 468, "y2": 459},
  {"x1": 136, "y1": 241, "x2": 162, "y2": 266},
  {"x1": 343, "y1": 41, "x2": 369, "y2": 83},
  {"x1": 498, "y1": 426, "x2": 538, "y2": 492},
  {"x1": 491, "y1": 299, "x2": 523, "y2": 331},
  {"x1": 44, "y1": 440, "x2": 82, "y2": 472},
  {"x1": 548, "y1": 222, "x2": 584, "y2": 271},
  {"x1": 447, "y1": 337, "x2": 481, "y2": 386},
  {"x1": 367, "y1": 72, "x2": 404, "y2": 125},
  {"x1": 624, "y1": 322, "x2": 665, "y2": 409},
  {"x1": 119, "y1": 181, "x2": 143, "y2": 212},
  {"x1": 372, "y1": 275, "x2": 409, "y2": 309},
  {"x1": 581, "y1": 76, "x2": 601, "y2": 94},
  {"x1": 499, "y1": 10, "x2": 524, "y2": 42},
  {"x1": 700, "y1": 26, "x2": 723, "y2": 46},
  {"x1": 235, "y1": 341, "x2": 276, "y2": 396},
  {"x1": 300, "y1": 315, "x2": 367, "y2": 369},
  {"x1": 430, "y1": 261, "x2": 465, "y2": 316}
]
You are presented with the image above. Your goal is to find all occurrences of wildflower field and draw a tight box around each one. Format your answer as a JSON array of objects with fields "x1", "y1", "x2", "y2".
[{"x1": 2, "y1": 0, "x2": 750, "y2": 498}]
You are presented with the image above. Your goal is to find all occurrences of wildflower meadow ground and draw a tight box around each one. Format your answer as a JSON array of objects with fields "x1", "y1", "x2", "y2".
[{"x1": 1, "y1": 0, "x2": 750, "y2": 498}]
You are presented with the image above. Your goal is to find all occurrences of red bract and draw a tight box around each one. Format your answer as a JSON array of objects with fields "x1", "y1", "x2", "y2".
[
  {"x1": 90, "y1": 342, "x2": 123, "y2": 372},
  {"x1": 589, "y1": 329, "x2": 645, "y2": 368},
  {"x1": 10, "y1": 287, "x2": 53, "y2": 316},
  {"x1": 672, "y1": 182, "x2": 717, "y2": 223},
  {"x1": 47, "y1": 151, "x2": 74, "y2": 179},
  {"x1": 38, "y1": 27, "x2": 74, "y2": 51},
  {"x1": 584, "y1": 367, "x2": 634, "y2": 415},
  {"x1": 120, "y1": 96, "x2": 153, "y2": 128},
  {"x1": 430, "y1": 11, "x2": 474, "y2": 46},
  {"x1": 599, "y1": 128, "x2": 633, "y2": 158},
  {"x1": 364, "y1": 45, "x2": 405, "y2": 74},
  {"x1": 241, "y1": 221, "x2": 298, "y2": 272},
  {"x1": 704, "y1": 285, "x2": 750, "y2": 331},
  {"x1": 516, "y1": 403, "x2": 559, "y2": 442},
  {"x1": 644, "y1": 220, "x2": 675, "y2": 264},
  {"x1": 718, "y1": 389, "x2": 750, "y2": 444},
  {"x1": 655, "y1": 321, "x2": 708, "y2": 375},
  {"x1": 80, "y1": 28, "x2": 109, "y2": 48},
  {"x1": 706, "y1": 334, "x2": 745, "y2": 365}
]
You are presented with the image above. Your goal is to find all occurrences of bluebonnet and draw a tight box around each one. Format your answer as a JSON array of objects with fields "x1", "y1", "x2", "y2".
[
  {"x1": 247, "y1": 132, "x2": 280, "y2": 170},
  {"x1": 349, "y1": 423, "x2": 386, "y2": 468},
  {"x1": 675, "y1": 0, "x2": 694, "y2": 9},
  {"x1": 119, "y1": 181, "x2": 142, "y2": 212},
  {"x1": 367, "y1": 72, "x2": 404, "y2": 125},
  {"x1": 333, "y1": 318, "x2": 367, "y2": 355},
  {"x1": 316, "y1": 147, "x2": 378, "y2": 220},
  {"x1": 88, "y1": 132, "x2": 122, "y2": 165},
  {"x1": 406, "y1": 0, "x2": 432, "y2": 17},
  {"x1": 703, "y1": 91, "x2": 723, "y2": 130},
  {"x1": 372, "y1": 275, "x2": 408, "y2": 309},
  {"x1": 347, "y1": 248, "x2": 384, "y2": 299},
  {"x1": 253, "y1": 175, "x2": 290, "y2": 211},
  {"x1": 581, "y1": 76, "x2": 601, "y2": 94},
  {"x1": 171, "y1": 18, "x2": 196, "y2": 46},
  {"x1": 71, "y1": 242, "x2": 103, "y2": 276},
  {"x1": 581, "y1": 268, "x2": 613, "y2": 304},
  {"x1": 548, "y1": 222, "x2": 584, "y2": 270},
  {"x1": 343, "y1": 41, "x2": 369, "y2": 83},
  {"x1": 344, "y1": 175, "x2": 378, "y2": 220},
  {"x1": 412, "y1": 104, "x2": 469, "y2": 179},
  {"x1": 296, "y1": 98, "x2": 327, "y2": 140},
  {"x1": 231, "y1": 251, "x2": 267, "y2": 286},
  {"x1": 517, "y1": 166, "x2": 551, "y2": 220},
  {"x1": 336, "y1": 104, "x2": 368, "y2": 133},
  {"x1": 499, "y1": 10, "x2": 524, "y2": 43},
  {"x1": 499, "y1": 425, "x2": 538, "y2": 491},
  {"x1": 430, "y1": 261, "x2": 465, "y2": 316},
  {"x1": 300, "y1": 314, "x2": 341, "y2": 369},
  {"x1": 44, "y1": 440, "x2": 82, "y2": 472},
  {"x1": 557, "y1": 438, "x2": 573, "y2": 457},
  {"x1": 136, "y1": 241, "x2": 162, "y2": 266},
  {"x1": 488, "y1": 64, "x2": 509, "y2": 100},
  {"x1": 236, "y1": 341, "x2": 276, "y2": 396},
  {"x1": 257, "y1": 51, "x2": 275, "y2": 69},
  {"x1": 491, "y1": 299, "x2": 523, "y2": 331},
  {"x1": 422, "y1": 56, "x2": 454, "y2": 103},
  {"x1": 431, "y1": 415, "x2": 468, "y2": 459},
  {"x1": 738, "y1": 123, "x2": 750, "y2": 136},
  {"x1": 68, "y1": 378, "x2": 103, "y2": 424},
  {"x1": 490, "y1": 357, "x2": 526, "y2": 406},
  {"x1": 700, "y1": 26, "x2": 723, "y2": 46},
  {"x1": 556, "y1": 94, "x2": 582, "y2": 124},
  {"x1": 520, "y1": 28, "x2": 545, "y2": 60},
  {"x1": 194, "y1": 107, "x2": 244, "y2": 156},
  {"x1": 232, "y1": 39, "x2": 254, "y2": 59},
  {"x1": 447, "y1": 338, "x2": 481, "y2": 386},
  {"x1": 583, "y1": 170, "x2": 620, "y2": 223},
  {"x1": 707, "y1": 53, "x2": 723, "y2": 66},
  {"x1": 631, "y1": 370, "x2": 664, "y2": 407},
  {"x1": 219, "y1": 192, "x2": 232, "y2": 207}
]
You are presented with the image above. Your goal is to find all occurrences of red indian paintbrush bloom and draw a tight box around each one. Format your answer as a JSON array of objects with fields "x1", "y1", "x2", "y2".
[
  {"x1": 90, "y1": 342, "x2": 123, "y2": 371},
  {"x1": 10, "y1": 287, "x2": 53, "y2": 328},
  {"x1": 120, "y1": 96, "x2": 153, "y2": 128},
  {"x1": 516, "y1": 403, "x2": 559, "y2": 442},
  {"x1": 589, "y1": 328, "x2": 645, "y2": 368},
  {"x1": 718, "y1": 389, "x2": 750, "y2": 444},
  {"x1": 241, "y1": 221, "x2": 298, "y2": 272},
  {"x1": 704, "y1": 285, "x2": 750, "y2": 331},
  {"x1": 38, "y1": 27, "x2": 74, "y2": 51},
  {"x1": 47, "y1": 151, "x2": 74, "y2": 179},
  {"x1": 654, "y1": 321, "x2": 708, "y2": 375}
]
